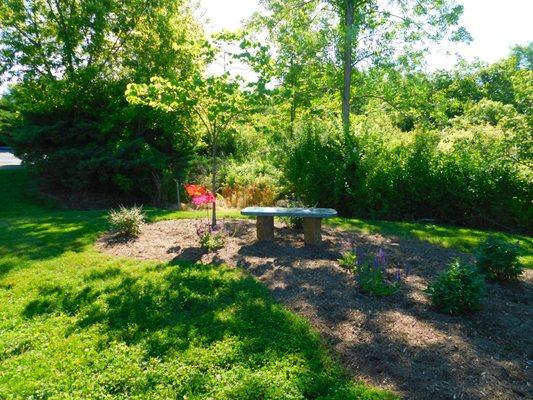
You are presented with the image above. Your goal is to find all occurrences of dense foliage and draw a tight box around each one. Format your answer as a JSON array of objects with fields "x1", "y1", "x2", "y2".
[
  {"x1": 476, "y1": 237, "x2": 524, "y2": 281},
  {"x1": 0, "y1": 1, "x2": 531, "y2": 232},
  {"x1": 284, "y1": 105, "x2": 531, "y2": 231},
  {"x1": 1, "y1": 0, "x2": 202, "y2": 203},
  {"x1": 425, "y1": 260, "x2": 487, "y2": 314}
]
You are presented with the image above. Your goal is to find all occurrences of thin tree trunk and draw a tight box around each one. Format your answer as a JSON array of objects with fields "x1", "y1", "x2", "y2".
[
  {"x1": 290, "y1": 91, "x2": 297, "y2": 134},
  {"x1": 342, "y1": 0, "x2": 355, "y2": 133},
  {"x1": 289, "y1": 57, "x2": 297, "y2": 136},
  {"x1": 211, "y1": 126, "x2": 217, "y2": 228}
]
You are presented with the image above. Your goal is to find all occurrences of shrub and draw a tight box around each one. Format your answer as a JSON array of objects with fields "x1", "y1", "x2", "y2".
[
  {"x1": 425, "y1": 260, "x2": 486, "y2": 314},
  {"x1": 221, "y1": 159, "x2": 282, "y2": 207},
  {"x1": 277, "y1": 198, "x2": 305, "y2": 230},
  {"x1": 284, "y1": 114, "x2": 531, "y2": 232},
  {"x1": 353, "y1": 248, "x2": 400, "y2": 297},
  {"x1": 284, "y1": 118, "x2": 347, "y2": 211},
  {"x1": 108, "y1": 205, "x2": 145, "y2": 237},
  {"x1": 196, "y1": 222, "x2": 227, "y2": 252},
  {"x1": 476, "y1": 237, "x2": 523, "y2": 281}
]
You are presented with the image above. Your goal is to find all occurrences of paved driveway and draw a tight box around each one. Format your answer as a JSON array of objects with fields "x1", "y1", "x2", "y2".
[{"x1": 0, "y1": 147, "x2": 22, "y2": 168}]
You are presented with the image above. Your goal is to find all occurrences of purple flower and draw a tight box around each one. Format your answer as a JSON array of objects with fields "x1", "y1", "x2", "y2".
[
  {"x1": 394, "y1": 270, "x2": 402, "y2": 282},
  {"x1": 377, "y1": 248, "x2": 386, "y2": 266},
  {"x1": 405, "y1": 263, "x2": 412, "y2": 277},
  {"x1": 356, "y1": 248, "x2": 366, "y2": 266}
]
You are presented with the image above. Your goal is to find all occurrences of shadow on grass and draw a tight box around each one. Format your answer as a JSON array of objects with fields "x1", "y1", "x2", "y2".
[
  {"x1": 20, "y1": 261, "x2": 393, "y2": 399},
  {"x1": 0, "y1": 212, "x2": 107, "y2": 269}
]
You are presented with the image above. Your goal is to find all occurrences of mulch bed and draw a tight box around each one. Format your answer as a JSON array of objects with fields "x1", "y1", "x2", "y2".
[{"x1": 97, "y1": 219, "x2": 533, "y2": 400}]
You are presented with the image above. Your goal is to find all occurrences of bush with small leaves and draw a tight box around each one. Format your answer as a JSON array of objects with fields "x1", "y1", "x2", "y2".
[
  {"x1": 196, "y1": 222, "x2": 227, "y2": 252},
  {"x1": 425, "y1": 260, "x2": 486, "y2": 315},
  {"x1": 108, "y1": 206, "x2": 145, "y2": 237},
  {"x1": 277, "y1": 198, "x2": 305, "y2": 230},
  {"x1": 338, "y1": 252, "x2": 357, "y2": 274},
  {"x1": 476, "y1": 237, "x2": 523, "y2": 281}
]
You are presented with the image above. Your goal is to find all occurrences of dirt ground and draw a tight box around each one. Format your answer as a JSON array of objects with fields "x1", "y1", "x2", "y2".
[{"x1": 97, "y1": 219, "x2": 533, "y2": 400}]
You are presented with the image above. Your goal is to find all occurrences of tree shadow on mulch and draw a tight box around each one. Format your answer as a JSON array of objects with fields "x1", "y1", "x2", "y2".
[
  {"x1": 230, "y1": 228, "x2": 532, "y2": 400},
  {"x1": 97, "y1": 218, "x2": 532, "y2": 399}
]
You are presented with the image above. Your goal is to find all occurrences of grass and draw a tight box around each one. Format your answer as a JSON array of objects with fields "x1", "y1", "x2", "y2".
[
  {"x1": 329, "y1": 217, "x2": 532, "y2": 268},
  {"x1": 0, "y1": 168, "x2": 395, "y2": 399},
  {"x1": 2, "y1": 168, "x2": 530, "y2": 399}
]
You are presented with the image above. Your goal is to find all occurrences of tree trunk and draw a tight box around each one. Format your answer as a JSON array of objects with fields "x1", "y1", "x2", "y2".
[
  {"x1": 289, "y1": 58, "x2": 297, "y2": 136},
  {"x1": 290, "y1": 91, "x2": 297, "y2": 134},
  {"x1": 211, "y1": 128, "x2": 217, "y2": 228},
  {"x1": 342, "y1": 0, "x2": 355, "y2": 133}
]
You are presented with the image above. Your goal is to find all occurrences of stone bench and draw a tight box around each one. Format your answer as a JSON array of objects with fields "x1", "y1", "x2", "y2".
[{"x1": 240, "y1": 206, "x2": 338, "y2": 246}]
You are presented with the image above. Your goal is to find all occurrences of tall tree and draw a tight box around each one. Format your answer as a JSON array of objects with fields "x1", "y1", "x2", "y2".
[
  {"x1": 0, "y1": 0, "x2": 202, "y2": 83},
  {"x1": 127, "y1": 72, "x2": 249, "y2": 226},
  {"x1": 251, "y1": 0, "x2": 469, "y2": 132},
  {"x1": 1, "y1": 0, "x2": 204, "y2": 203}
]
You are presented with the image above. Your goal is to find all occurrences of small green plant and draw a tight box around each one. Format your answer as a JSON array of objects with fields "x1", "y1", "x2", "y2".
[
  {"x1": 357, "y1": 263, "x2": 399, "y2": 297},
  {"x1": 354, "y1": 248, "x2": 400, "y2": 297},
  {"x1": 277, "y1": 198, "x2": 305, "y2": 230},
  {"x1": 338, "y1": 252, "x2": 357, "y2": 273},
  {"x1": 196, "y1": 222, "x2": 226, "y2": 252},
  {"x1": 425, "y1": 260, "x2": 486, "y2": 315},
  {"x1": 108, "y1": 205, "x2": 145, "y2": 237},
  {"x1": 476, "y1": 237, "x2": 523, "y2": 281}
]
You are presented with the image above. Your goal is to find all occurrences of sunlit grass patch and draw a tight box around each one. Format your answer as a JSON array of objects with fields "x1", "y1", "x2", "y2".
[{"x1": 0, "y1": 169, "x2": 395, "y2": 399}]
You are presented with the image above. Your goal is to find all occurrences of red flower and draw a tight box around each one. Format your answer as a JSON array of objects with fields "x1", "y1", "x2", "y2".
[
  {"x1": 184, "y1": 184, "x2": 208, "y2": 197},
  {"x1": 185, "y1": 184, "x2": 215, "y2": 205}
]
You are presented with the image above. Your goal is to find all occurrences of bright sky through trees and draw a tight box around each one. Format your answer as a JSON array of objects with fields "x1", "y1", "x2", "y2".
[{"x1": 199, "y1": 0, "x2": 533, "y2": 70}]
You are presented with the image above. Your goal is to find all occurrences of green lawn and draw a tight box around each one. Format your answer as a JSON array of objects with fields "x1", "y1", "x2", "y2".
[
  {"x1": 1, "y1": 169, "x2": 530, "y2": 399},
  {"x1": 0, "y1": 168, "x2": 394, "y2": 399},
  {"x1": 329, "y1": 218, "x2": 532, "y2": 268}
]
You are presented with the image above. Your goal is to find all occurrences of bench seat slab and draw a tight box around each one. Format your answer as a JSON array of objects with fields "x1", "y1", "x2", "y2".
[{"x1": 241, "y1": 207, "x2": 337, "y2": 219}]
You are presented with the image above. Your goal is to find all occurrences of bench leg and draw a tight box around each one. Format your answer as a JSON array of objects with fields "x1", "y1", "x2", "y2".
[
  {"x1": 303, "y1": 218, "x2": 322, "y2": 246},
  {"x1": 256, "y1": 216, "x2": 274, "y2": 241}
]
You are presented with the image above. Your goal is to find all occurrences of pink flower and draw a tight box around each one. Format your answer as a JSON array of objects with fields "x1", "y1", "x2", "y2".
[{"x1": 191, "y1": 192, "x2": 215, "y2": 206}]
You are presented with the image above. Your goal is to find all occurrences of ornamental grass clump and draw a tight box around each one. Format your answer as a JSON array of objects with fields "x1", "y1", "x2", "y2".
[
  {"x1": 425, "y1": 260, "x2": 486, "y2": 315},
  {"x1": 108, "y1": 205, "x2": 145, "y2": 237},
  {"x1": 475, "y1": 237, "x2": 523, "y2": 281}
]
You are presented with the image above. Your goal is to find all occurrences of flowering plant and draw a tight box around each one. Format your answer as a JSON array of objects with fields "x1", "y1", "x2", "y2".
[
  {"x1": 184, "y1": 184, "x2": 216, "y2": 206},
  {"x1": 338, "y1": 241, "x2": 411, "y2": 297},
  {"x1": 357, "y1": 252, "x2": 399, "y2": 297}
]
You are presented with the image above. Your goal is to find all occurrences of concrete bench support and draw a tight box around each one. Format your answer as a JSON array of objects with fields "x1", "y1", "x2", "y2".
[
  {"x1": 256, "y1": 216, "x2": 274, "y2": 241},
  {"x1": 241, "y1": 207, "x2": 337, "y2": 246},
  {"x1": 303, "y1": 218, "x2": 322, "y2": 246}
]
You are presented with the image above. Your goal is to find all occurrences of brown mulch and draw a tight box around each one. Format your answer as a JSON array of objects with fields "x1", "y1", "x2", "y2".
[{"x1": 97, "y1": 219, "x2": 533, "y2": 400}]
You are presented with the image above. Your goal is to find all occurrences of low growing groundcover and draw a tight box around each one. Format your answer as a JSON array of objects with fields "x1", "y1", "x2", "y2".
[{"x1": 0, "y1": 169, "x2": 394, "y2": 399}]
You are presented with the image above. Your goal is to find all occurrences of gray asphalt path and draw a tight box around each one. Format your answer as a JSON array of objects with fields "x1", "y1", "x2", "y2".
[{"x1": 0, "y1": 147, "x2": 22, "y2": 167}]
